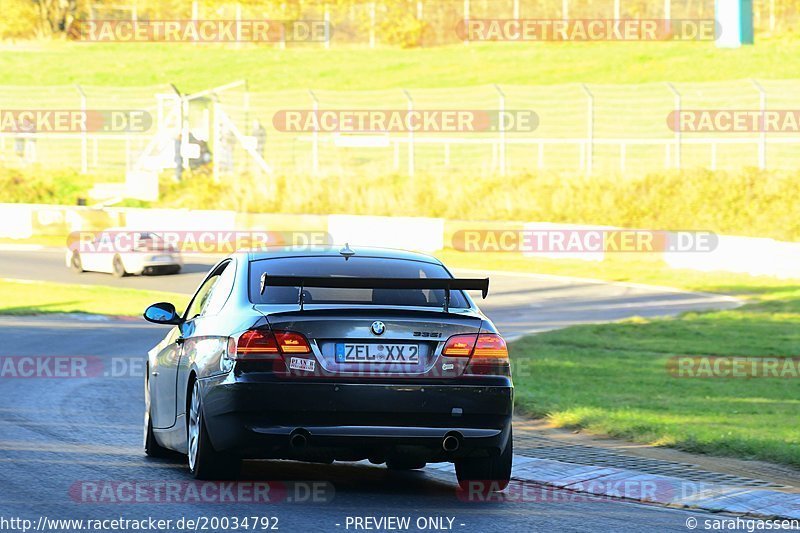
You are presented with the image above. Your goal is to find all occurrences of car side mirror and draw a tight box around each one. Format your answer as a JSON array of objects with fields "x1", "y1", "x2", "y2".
[{"x1": 143, "y1": 302, "x2": 182, "y2": 325}]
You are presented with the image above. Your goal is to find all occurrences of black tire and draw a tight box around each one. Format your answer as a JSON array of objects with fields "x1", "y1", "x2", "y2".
[
  {"x1": 70, "y1": 252, "x2": 83, "y2": 273},
  {"x1": 187, "y1": 380, "x2": 241, "y2": 480},
  {"x1": 144, "y1": 373, "x2": 170, "y2": 458},
  {"x1": 455, "y1": 428, "x2": 513, "y2": 492},
  {"x1": 112, "y1": 255, "x2": 127, "y2": 278},
  {"x1": 386, "y1": 459, "x2": 426, "y2": 470}
]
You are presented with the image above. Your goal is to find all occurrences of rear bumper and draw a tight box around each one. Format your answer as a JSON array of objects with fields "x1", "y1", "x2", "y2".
[
  {"x1": 122, "y1": 254, "x2": 182, "y2": 274},
  {"x1": 200, "y1": 376, "x2": 513, "y2": 462}
]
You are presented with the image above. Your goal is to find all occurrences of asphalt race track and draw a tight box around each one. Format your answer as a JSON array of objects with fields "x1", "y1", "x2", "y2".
[
  {"x1": 0, "y1": 249, "x2": 743, "y2": 532},
  {"x1": 0, "y1": 316, "x2": 737, "y2": 532},
  {"x1": 0, "y1": 248, "x2": 740, "y2": 341}
]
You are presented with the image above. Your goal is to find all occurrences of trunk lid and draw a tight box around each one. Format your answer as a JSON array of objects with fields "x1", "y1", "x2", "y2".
[{"x1": 258, "y1": 306, "x2": 484, "y2": 380}]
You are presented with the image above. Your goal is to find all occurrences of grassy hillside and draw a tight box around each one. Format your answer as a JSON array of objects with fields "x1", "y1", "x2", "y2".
[
  {"x1": 3, "y1": 166, "x2": 798, "y2": 241},
  {"x1": 2, "y1": 37, "x2": 800, "y2": 90}
]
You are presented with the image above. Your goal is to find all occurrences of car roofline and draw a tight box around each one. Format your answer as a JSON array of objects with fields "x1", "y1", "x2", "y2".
[{"x1": 244, "y1": 246, "x2": 444, "y2": 266}]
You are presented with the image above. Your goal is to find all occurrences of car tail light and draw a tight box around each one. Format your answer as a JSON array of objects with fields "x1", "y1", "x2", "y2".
[
  {"x1": 235, "y1": 329, "x2": 280, "y2": 358},
  {"x1": 274, "y1": 331, "x2": 311, "y2": 354},
  {"x1": 230, "y1": 329, "x2": 312, "y2": 359},
  {"x1": 442, "y1": 333, "x2": 510, "y2": 376},
  {"x1": 472, "y1": 334, "x2": 508, "y2": 360},
  {"x1": 467, "y1": 334, "x2": 510, "y2": 376},
  {"x1": 442, "y1": 334, "x2": 478, "y2": 357}
]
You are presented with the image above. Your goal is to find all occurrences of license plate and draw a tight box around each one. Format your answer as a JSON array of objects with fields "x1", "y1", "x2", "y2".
[
  {"x1": 289, "y1": 357, "x2": 316, "y2": 372},
  {"x1": 153, "y1": 255, "x2": 172, "y2": 261},
  {"x1": 335, "y1": 343, "x2": 420, "y2": 364}
]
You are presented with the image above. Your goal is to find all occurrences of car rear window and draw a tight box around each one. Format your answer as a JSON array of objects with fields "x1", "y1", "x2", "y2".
[{"x1": 249, "y1": 256, "x2": 469, "y2": 308}]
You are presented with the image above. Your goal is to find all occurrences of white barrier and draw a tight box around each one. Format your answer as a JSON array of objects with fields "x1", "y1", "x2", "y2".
[
  {"x1": 664, "y1": 235, "x2": 800, "y2": 279},
  {"x1": 0, "y1": 204, "x2": 34, "y2": 238},
  {"x1": 2, "y1": 203, "x2": 799, "y2": 279},
  {"x1": 122, "y1": 208, "x2": 237, "y2": 231}
]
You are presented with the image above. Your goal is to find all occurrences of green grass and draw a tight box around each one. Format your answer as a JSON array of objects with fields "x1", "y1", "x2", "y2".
[
  {"x1": 445, "y1": 243, "x2": 800, "y2": 465},
  {"x1": 0, "y1": 279, "x2": 186, "y2": 317},
  {"x1": 0, "y1": 166, "x2": 99, "y2": 205},
  {"x1": 510, "y1": 282, "x2": 800, "y2": 466},
  {"x1": 0, "y1": 235, "x2": 67, "y2": 248},
  {"x1": 126, "y1": 168, "x2": 800, "y2": 242},
  {"x1": 3, "y1": 37, "x2": 800, "y2": 90}
]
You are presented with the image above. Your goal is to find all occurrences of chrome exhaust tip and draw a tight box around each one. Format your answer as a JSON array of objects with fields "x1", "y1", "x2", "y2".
[
  {"x1": 442, "y1": 433, "x2": 461, "y2": 452},
  {"x1": 289, "y1": 430, "x2": 309, "y2": 449}
]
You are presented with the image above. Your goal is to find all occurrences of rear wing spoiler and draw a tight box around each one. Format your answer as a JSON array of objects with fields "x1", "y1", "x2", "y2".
[{"x1": 259, "y1": 274, "x2": 489, "y2": 312}]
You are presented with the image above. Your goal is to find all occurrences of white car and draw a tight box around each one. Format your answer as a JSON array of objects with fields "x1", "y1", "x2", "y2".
[{"x1": 66, "y1": 230, "x2": 182, "y2": 277}]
